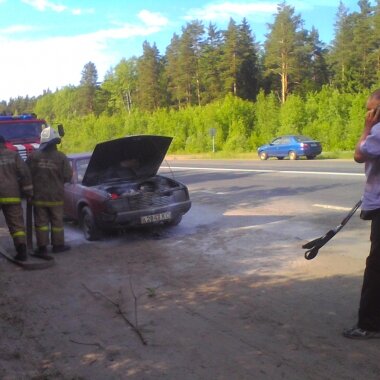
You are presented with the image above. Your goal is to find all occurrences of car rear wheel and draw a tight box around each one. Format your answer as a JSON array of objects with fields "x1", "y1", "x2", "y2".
[
  {"x1": 306, "y1": 155, "x2": 316, "y2": 160},
  {"x1": 288, "y1": 151, "x2": 298, "y2": 160},
  {"x1": 259, "y1": 151, "x2": 268, "y2": 160},
  {"x1": 80, "y1": 206, "x2": 101, "y2": 241}
]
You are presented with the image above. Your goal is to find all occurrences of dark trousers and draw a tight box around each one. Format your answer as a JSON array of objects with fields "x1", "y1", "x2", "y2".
[
  {"x1": 34, "y1": 205, "x2": 64, "y2": 247},
  {"x1": 0, "y1": 203, "x2": 26, "y2": 247},
  {"x1": 358, "y1": 212, "x2": 380, "y2": 330}
]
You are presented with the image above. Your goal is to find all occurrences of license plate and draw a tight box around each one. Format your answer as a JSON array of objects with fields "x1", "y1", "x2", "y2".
[
  {"x1": 311, "y1": 143, "x2": 317, "y2": 147},
  {"x1": 141, "y1": 211, "x2": 172, "y2": 224}
]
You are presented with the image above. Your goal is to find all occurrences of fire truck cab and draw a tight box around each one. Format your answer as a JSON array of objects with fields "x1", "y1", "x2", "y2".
[{"x1": 0, "y1": 114, "x2": 47, "y2": 160}]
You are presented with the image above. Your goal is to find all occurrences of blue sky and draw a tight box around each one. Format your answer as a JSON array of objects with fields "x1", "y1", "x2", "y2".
[{"x1": 0, "y1": 0, "x2": 368, "y2": 101}]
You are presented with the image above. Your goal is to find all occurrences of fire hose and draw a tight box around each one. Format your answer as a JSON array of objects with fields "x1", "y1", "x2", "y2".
[{"x1": 303, "y1": 199, "x2": 362, "y2": 260}]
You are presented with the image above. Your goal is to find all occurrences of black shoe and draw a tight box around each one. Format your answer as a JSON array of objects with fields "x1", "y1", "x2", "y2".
[
  {"x1": 14, "y1": 244, "x2": 28, "y2": 262},
  {"x1": 34, "y1": 246, "x2": 48, "y2": 255},
  {"x1": 33, "y1": 246, "x2": 48, "y2": 258},
  {"x1": 343, "y1": 325, "x2": 380, "y2": 339},
  {"x1": 52, "y1": 245, "x2": 71, "y2": 253}
]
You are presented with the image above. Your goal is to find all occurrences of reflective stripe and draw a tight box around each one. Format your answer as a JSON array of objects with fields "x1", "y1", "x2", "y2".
[
  {"x1": 23, "y1": 185, "x2": 33, "y2": 191},
  {"x1": 33, "y1": 200, "x2": 63, "y2": 207},
  {"x1": 52, "y1": 227, "x2": 63, "y2": 232},
  {"x1": 0, "y1": 197, "x2": 21, "y2": 204},
  {"x1": 36, "y1": 225, "x2": 49, "y2": 231},
  {"x1": 12, "y1": 231, "x2": 25, "y2": 238}
]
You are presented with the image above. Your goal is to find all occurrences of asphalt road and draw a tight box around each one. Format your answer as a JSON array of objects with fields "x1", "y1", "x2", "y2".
[
  {"x1": 158, "y1": 158, "x2": 368, "y2": 259},
  {"x1": 161, "y1": 158, "x2": 365, "y2": 215}
]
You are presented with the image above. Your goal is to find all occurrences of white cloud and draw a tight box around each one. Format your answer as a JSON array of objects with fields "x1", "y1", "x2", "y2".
[
  {"x1": 138, "y1": 10, "x2": 168, "y2": 27},
  {"x1": 184, "y1": 2, "x2": 278, "y2": 22},
  {"x1": 72, "y1": 8, "x2": 95, "y2": 16},
  {"x1": 0, "y1": 34, "x2": 105, "y2": 99},
  {"x1": 21, "y1": 0, "x2": 94, "y2": 15},
  {"x1": 22, "y1": 0, "x2": 66, "y2": 12},
  {"x1": 0, "y1": 24, "x2": 35, "y2": 34},
  {"x1": 0, "y1": 14, "x2": 169, "y2": 100}
]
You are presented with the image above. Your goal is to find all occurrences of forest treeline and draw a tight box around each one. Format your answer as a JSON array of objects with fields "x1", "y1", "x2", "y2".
[{"x1": 1, "y1": 1, "x2": 379, "y2": 154}]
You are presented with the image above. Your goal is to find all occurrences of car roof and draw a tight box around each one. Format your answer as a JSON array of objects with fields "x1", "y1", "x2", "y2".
[{"x1": 277, "y1": 135, "x2": 315, "y2": 139}]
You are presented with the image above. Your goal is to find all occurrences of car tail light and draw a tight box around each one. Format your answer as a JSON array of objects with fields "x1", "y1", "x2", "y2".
[
  {"x1": 110, "y1": 193, "x2": 120, "y2": 200},
  {"x1": 300, "y1": 143, "x2": 309, "y2": 149}
]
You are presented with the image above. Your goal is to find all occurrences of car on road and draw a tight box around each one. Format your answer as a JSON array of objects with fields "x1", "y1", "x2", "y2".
[
  {"x1": 257, "y1": 135, "x2": 322, "y2": 160},
  {"x1": 64, "y1": 135, "x2": 191, "y2": 240}
]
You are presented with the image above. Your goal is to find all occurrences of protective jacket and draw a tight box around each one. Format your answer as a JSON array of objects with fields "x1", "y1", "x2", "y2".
[
  {"x1": 26, "y1": 146, "x2": 72, "y2": 206},
  {"x1": 0, "y1": 144, "x2": 33, "y2": 203}
]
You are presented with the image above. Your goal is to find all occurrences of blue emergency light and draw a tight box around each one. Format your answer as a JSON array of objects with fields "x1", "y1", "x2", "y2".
[{"x1": 0, "y1": 113, "x2": 37, "y2": 121}]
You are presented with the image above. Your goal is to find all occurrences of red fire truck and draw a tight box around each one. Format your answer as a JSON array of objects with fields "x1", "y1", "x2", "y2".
[{"x1": 0, "y1": 114, "x2": 47, "y2": 160}]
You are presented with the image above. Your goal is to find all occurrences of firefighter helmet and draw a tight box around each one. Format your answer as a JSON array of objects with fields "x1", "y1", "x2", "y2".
[{"x1": 39, "y1": 126, "x2": 61, "y2": 150}]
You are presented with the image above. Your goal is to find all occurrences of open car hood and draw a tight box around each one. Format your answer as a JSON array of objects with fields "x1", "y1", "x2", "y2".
[{"x1": 82, "y1": 135, "x2": 173, "y2": 187}]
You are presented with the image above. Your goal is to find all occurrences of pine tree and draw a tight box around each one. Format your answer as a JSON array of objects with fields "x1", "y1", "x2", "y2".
[
  {"x1": 221, "y1": 18, "x2": 240, "y2": 96},
  {"x1": 178, "y1": 21, "x2": 205, "y2": 106},
  {"x1": 236, "y1": 18, "x2": 260, "y2": 100},
  {"x1": 199, "y1": 23, "x2": 224, "y2": 104},
  {"x1": 373, "y1": 0, "x2": 380, "y2": 83},
  {"x1": 263, "y1": 2, "x2": 304, "y2": 103},
  {"x1": 308, "y1": 28, "x2": 329, "y2": 90},
  {"x1": 78, "y1": 61, "x2": 98, "y2": 114},
  {"x1": 328, "y1": 2, "x2": 356, "y2": 89},
  {"x1": 136, "y1": 41, "x2": 163, "y2": 111},
  {"x1": 165, "y1": 33, "x2": 182, "y2": 108},
  {"x1": 352, "y1": 0, "x2": 376, "y2": 89}
]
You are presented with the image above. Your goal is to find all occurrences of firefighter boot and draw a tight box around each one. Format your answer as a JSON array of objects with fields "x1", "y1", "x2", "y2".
[
  {"x1": 52, "y1": 244, "x2": 71, "y2": 253},
  {"x1": 34, "y1": 246, "x2": 48, "y2": 258},
  {"x1": 14, "y1": 244, "x2": 28, "y2": 262}
]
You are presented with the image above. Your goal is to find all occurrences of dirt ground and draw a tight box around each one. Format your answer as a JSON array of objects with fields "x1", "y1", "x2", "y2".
[{"x1": 0, "y1": 198, "x2": 380, "y2": 380}]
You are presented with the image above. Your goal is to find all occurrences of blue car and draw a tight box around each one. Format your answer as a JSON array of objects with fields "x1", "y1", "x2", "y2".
[{"x1": 257, "y1": 135, "x2": 322, "y2": 160}]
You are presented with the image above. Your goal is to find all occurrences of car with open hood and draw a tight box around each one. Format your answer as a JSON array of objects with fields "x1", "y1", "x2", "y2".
[{"x1": 64, "y1": 135, "x2": 191, "y2": 240}]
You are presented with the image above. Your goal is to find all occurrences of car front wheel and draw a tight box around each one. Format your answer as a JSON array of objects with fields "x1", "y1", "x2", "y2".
[
  {"x1": 80, "y1": 206, "x2": 101, "y2": 241},
  {"x1": 288, "y1": 151, "x2": 298, "y2": 160},
  {"x1": 259, "y1": 151, "x2": 268, "y2": 160}
]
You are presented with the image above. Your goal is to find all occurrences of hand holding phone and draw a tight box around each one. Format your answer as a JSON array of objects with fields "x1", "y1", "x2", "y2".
[{"x1": 365, "y1": 105, "x2": 380, "y2": 126}]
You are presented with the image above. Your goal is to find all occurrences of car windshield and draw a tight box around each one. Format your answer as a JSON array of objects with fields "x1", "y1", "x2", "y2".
[
  {"x1": 0, "y1": 122, "x2": 45, "y2": 141},
  {"x1": 76, "y1": 158, "x2": 91, "y2": 183}
]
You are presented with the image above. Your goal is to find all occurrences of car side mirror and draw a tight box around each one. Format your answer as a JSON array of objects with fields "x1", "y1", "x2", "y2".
[{"x1": 57, "y1": 124, "x2": 65, "y2": 137}]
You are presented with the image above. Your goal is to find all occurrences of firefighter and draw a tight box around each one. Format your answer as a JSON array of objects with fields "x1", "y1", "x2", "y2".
[
  {"x1": 0, "y1": 135, "x2": 33, "y2": 261},
  {"x1": 26, "y1": 127, "x2": 73, "y2": 255}
]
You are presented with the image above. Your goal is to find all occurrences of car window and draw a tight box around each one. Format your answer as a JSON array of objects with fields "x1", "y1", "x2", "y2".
[
  {"x1": 271, "y1": 138, "x2": 281, "y2": 145},
  {"x1": 76, "y1": 158, "x2": 90, "y2": 183},
  {"x1": 281, "y1": 137, "x2": 291, "y2": 144},
  {"x1": 294, "y1": 135, "x2": 313, "y2": 142}
]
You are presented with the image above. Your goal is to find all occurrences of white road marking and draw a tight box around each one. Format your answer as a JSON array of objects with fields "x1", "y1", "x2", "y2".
[
  {"x1": 161, "y1": 166, "x2": 364, "y2": 177},
  {"x1": 313, "y1": 204, "x2": 353, "y2": 211}
]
